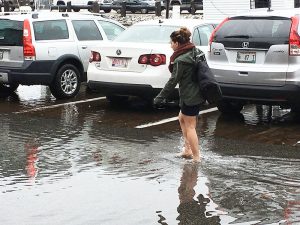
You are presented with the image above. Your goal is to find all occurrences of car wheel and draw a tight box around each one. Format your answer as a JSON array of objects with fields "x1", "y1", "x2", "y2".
[
  {"x1": 217, "y1": 100, "x2": 244, "y2": 114},
  {"x1": 141, "y1": 8, "x2": 148, "y2": 14},
  {"x1": 104, "y1": 9, "x2": 111, "y2": 13},
  {"x1": 50, "y1": 64, "x2": 81, "y2": 99},
  {"x1": 106, "y1": 95, "x2": 129, "y2": 104},
  {"x1": 131, "y1": 10, "x2": 136, "y2": 14},
  {"x1": 73, "y1": 8, "x2": 80, "y2": 12},
  {"x1": 0, "y1": 83, "x2": 19, "y2": 92}
]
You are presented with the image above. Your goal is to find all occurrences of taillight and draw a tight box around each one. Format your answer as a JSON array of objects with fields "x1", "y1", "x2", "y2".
[
  {"x1": 209, "y1": 17, "x2": 229, "y2": 52},
  {"x1": 89, "y1": 51, "x2": 101, "y2": 62},
  {"x1": 23, "y1": 19, "x2": 35, "y2": 60},
  {"x1": 138, "y1": 54, "x2": 166, "y2": 66},
  {"x1": 289, "y1": 16, "x2": 300, "y2": 56}
]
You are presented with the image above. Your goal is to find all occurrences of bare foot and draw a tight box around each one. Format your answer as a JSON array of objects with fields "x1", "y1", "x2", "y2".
[
  {"x1": 192, "y1": 155, "x2": 201, "y2": 162},
  {"x1": 176, "y1": 152, "x2": 193, "y2": 159}
]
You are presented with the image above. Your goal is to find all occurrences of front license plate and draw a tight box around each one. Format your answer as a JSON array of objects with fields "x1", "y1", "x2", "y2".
[
  {"x1": 112, "y1": 58, "x2": 128, "y2": 68},
  {"x1": 236, "y1": 51, "x2": 256, "y2": 63}
]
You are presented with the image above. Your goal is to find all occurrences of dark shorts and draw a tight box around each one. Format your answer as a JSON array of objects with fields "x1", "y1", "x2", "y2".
[{"x1": 181, "y1": 102, "x2": 201, "y2": 116}]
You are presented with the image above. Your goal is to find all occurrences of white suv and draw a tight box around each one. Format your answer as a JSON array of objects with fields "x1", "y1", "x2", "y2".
[
  {"x1": 208, "y1": 9, "x2": 300, "y2": 113},
  {"x1": 0, "y1": 12, "x2": 125, "y2": 98}
]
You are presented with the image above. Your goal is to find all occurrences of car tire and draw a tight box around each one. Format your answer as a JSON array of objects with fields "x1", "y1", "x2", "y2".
[
  {"x1": 104, "y1": 9, "x2": 111, "y2": 13},
  {"x1": 50, "y1": 64, "x2": 81, "y2": 99},
  {"x1": 73, "y1": 8, "x2": 80, "y2": 12},
  {"x1": 141, "y1": 8, "x2": 148, "y2": 14},
  {"x1": 106, "y1": 95, "x2": 129, "y2": 104},
  {"x1": 131, "y1": 10, "x2": 136, "y2": 14},
  {"x1": 217, "y1": 100, "x2": 244, "y2": 114},
  {"x1": 0, "y1": 83, "x2": 19, "y2": 92}
]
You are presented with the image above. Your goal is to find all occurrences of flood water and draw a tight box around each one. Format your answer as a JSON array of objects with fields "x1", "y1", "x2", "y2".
[{"x1": 0, "y1": 86, "x2": 300, "y2": 225}]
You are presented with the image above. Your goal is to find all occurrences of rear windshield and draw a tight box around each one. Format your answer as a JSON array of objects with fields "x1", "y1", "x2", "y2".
[
  {"x1": 0, "y1": 19, "x2": 23, "y2": 46},
  {"x1": 214, "y1": 17, "x2": 291, "y2": 48},
  {"x1": 115, "y1": 25, "x2": 180, "y2": 43}
]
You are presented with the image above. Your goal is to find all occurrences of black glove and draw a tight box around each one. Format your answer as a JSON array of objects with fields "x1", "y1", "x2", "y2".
[{"x1": 153, "y1": 97, "x2": 166, "y2": 108}]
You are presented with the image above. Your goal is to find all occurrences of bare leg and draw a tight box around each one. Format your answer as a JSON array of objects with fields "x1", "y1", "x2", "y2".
[
  {"x1": 181, "y1": 114, "x2": 200, "y2": 162},
  {"x1": 178, "y1": 111, "x2": 192, "y2": 157}
]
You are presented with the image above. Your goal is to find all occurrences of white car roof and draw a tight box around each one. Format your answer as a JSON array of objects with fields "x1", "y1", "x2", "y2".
[
  {"x1": 133, "y1": 19, "x2": 219, "y2": 29},
  {"x1": 0, "y1": 11, "x2": 120, "y2": 23},
  {"x1": 230, "y1": 8, "x2": 300, "y2": 18}
]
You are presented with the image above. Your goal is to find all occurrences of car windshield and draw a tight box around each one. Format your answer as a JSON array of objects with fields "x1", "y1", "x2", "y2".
[{"x1": 114, "y1": 25, "x2": 180, "y2": 43}]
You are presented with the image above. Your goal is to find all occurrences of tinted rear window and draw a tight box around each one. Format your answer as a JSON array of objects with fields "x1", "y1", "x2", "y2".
[
  {"x1": 214, "y1": 17, "x2": 291, "y2": 48},
  {"x1": 0, "y1": 19, "x2": 23, "y2": 46},
  {"x1": 115, "y1": 25, "x2": 180, "y2": 43},
  {"x1": 33, "y1": 20, "x2": 69, "y2": 41}
]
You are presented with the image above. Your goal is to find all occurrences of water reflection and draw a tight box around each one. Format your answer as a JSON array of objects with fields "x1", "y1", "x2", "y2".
[
  {"x1": 177, "y1": 163, "x2": 221, "y2": 225},
  {"x1": 214, "y1": 105, "x2": 300, "y2": 147},
  {"x1": 24, "y1": 138, "x2": 39, "y2": 180}
]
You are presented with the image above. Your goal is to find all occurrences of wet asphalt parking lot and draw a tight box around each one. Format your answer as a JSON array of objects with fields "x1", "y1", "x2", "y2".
[{"x1": 0, "y1": 84, "x2": 300, "y2": 225}]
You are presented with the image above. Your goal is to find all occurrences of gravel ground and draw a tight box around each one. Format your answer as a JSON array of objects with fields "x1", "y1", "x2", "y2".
[{"x1": 103, "y1": 10, "x2": 203, "y2": 26}]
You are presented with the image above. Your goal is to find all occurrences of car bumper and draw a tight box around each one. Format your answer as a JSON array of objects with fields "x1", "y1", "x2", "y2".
[
  {"x1": 88, "y1": 80, "x2": 179, "y2": 99},
  {"x1": 220, "y1": 83, "x2": 300, "y2": 104},
  {"x1": 88, "y1": 80, "x2": 161, "y2": 98},
  {"x1": 0, "y1": 60, "x2": 54, "y2": 85}
]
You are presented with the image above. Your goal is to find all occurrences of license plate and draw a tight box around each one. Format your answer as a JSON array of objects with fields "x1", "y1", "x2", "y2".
[
  {"x1": 0, "y1": 50, "x2": 3, "y2": 60},
  {"x1": 112, "y1": 58, "x2": 128, "y2": 68},
  {"x1": 236, "y1": 51, "x2": 256, "y2": 63}
]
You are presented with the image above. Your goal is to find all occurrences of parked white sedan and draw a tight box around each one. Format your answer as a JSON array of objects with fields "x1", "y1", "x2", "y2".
[{"x1": 87, "y1": 19, "x2": 217, "y2": 103}]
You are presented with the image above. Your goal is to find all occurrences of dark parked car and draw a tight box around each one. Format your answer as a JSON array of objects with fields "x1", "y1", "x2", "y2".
[
  {"x1": 164, "y1": 0, "x2": 202, "y2": 13},
  {"x1": 112, "y1": 0, "x2": 162, "y2": 13}
]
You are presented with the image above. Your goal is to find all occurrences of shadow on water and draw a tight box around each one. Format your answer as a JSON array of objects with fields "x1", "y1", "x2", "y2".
[
  {"x1": 176, "y1": 163, "x2": 221, "y2": 225},
  {"x1": 157, "y1": 162, "x2": 222, "y2": 225}
]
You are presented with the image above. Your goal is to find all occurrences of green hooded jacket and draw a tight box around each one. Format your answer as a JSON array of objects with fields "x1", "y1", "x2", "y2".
[{"x1": 156, "y1": 48, "x2": 204, "y2": 107}]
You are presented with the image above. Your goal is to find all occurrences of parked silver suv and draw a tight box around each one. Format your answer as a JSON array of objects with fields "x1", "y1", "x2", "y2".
[
  {"x1": 0, "y1": 12, "x2": 125, "y2": 98},
  {"x1": 208, "y1": 9, "x2": 300, "y2": 113}
]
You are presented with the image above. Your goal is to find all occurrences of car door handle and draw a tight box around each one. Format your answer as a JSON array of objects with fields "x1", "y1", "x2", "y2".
[
  {"x1": 81, "y1": 46, "x2": 88, "y2": 49},
  {"x1": 238, "y1": 71, "x2": 248, "y2": 76}
]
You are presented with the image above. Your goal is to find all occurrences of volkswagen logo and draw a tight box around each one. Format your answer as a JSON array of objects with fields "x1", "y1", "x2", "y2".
[
  {"x1": 116, "y1": 49, "x2": 121, "y2": 55},
  {"x1": 242, "y1": 42, "x2": 249, "y2": 48}
]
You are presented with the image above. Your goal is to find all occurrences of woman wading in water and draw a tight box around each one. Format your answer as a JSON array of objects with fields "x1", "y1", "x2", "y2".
[{"x1": 154, "y1": 27, "x2": 204, "y2": 162}]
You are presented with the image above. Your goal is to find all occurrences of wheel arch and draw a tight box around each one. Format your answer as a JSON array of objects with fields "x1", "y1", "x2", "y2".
[{"x1": 50, "y1": 55, "x2": 84, "y2": 83}]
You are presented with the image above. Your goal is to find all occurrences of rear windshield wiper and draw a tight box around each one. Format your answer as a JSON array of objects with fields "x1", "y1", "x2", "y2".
[{"x1": 223, "y1": 35, "x2": 251, "y2": 38}]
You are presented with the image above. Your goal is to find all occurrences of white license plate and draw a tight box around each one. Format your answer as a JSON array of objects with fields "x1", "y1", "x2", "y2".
[
  {"x1": 112, "y1": 58, "x2": 128, "y2": 68},
  {"x1": 236, "y1": 51, "x2": 256, "y2": 63}
]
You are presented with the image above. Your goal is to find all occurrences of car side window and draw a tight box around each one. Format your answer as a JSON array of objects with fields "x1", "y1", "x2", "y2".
[
  {"x1": 97, "y1": 20, "x2": 125, "y2": 40},
  {"x1": 33, "y1": 20, "x2": 69, "y2": 41},
  {"x1": 192, "y1": 28, "x2": 201, "y2": 46},
  {"x1": 197, "y1": 25, "x2": 214, "y2": 46},
  {"x1": 72, "y1": 20, "x2": 103, "y2": 41}
]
